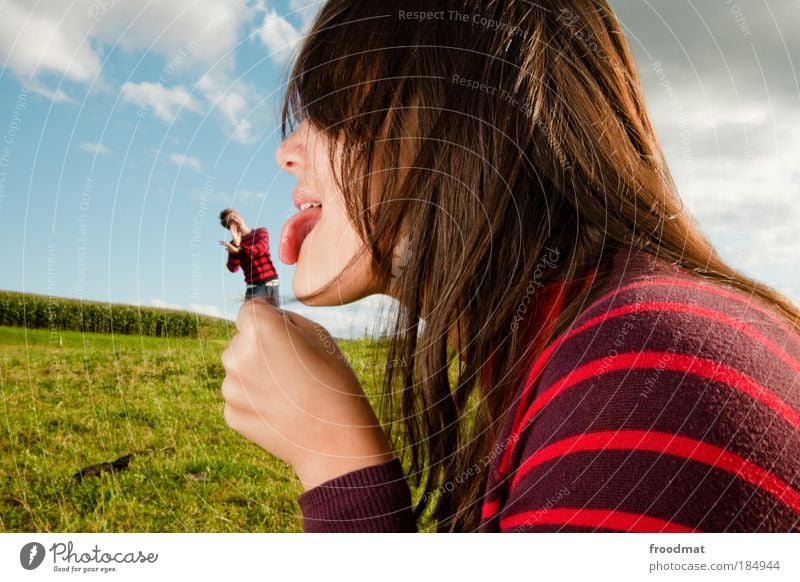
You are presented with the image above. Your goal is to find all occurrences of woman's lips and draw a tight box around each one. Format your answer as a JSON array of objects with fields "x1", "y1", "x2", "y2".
[
  {"x1": 279, "y1": 204, "x2": 322, "y2": 265},
  {"x1": 291, "y1": 188, "x2": 322, "y2": 210}
]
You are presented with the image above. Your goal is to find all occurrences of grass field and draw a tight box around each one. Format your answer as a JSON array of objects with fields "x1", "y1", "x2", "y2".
[{"x1": 0, "y1": 325, "x2": 428, "y2": 532}]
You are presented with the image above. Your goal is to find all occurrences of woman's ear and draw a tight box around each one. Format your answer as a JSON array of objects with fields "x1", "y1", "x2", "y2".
[{"x1": 390, "y1": 232, "x2": 412, "y2": 284}]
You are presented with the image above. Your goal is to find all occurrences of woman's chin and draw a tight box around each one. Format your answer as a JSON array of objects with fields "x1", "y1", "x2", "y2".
[
  {"x1": 291, "y1": 242, "x2": 377, "y2": 305},
  {"x1": 291, "y1": 271, "x2": 371, "y2": 307},
  {"x1": 291, "y1": 272, "x2": 344, "y2": 306}
]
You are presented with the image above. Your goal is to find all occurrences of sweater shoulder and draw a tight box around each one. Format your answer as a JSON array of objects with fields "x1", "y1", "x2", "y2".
[
  {"x1": 532, "y1": 259, "x2": 800, "y2": 430},
  {"x1": 540, "y1": 254, "x2": 800, "y2": 398},
  {"x1": 496, "y1": 254, "x2": 800, "y2": 531}
]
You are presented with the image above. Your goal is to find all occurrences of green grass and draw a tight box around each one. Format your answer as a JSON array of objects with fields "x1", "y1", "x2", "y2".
[{"x1": 0, "y1": 325, "x2": 429, "y2": 532}]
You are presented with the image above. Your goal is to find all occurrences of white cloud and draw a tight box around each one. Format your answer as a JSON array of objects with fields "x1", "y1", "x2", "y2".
[
  {"x1": 23, "y1": 80, "x2": 73, "y2": 103},
  {"x1": 0, "y1": 1, "x2": 102, "y2": 82},
  {"x1": 189, "y1": 188, "x2": 228, "y2": 205},
  {"x1": 89, "y1": 1, "x2": 251, "y2": 70},
  {"x1": 197, "y1": 71, "x2": 258, "y2": 144},
  {"x1": 148, "y1": 298, "x2": 182, "y2": 310},
  {"x1": 290, "y1": 294, "x2": 400, "y2": 339},
  {"x1": 258, "y1": 9, "x2": 302, "y2": 64},
  {"x1": 0, "y1": 1, "x2": 260, "y2": 103},
  {"x1": 120, "y1": 74, "x2": 263, "y2": 145},
  {"x1": 289, "y1": 0, "x2": 322, "y2": 32},
  {"x1": 234, "y1": 189, "x2": 267, "y2": 201},
  {"x1": 79, "y1": 142, "x2": 110, "y2": 156},
  {"x1": 189, "y1": 187, "x2": 273, "y2": 205},
  {"x1": 189, "y1": 303, "x2": 224, "y2": 318},
  {"x1": 738, "y1": 226, "x2": 800, "y2": 268},
  {"x1": 120, "y1": 81, "x2": 203, "y2": 123},
  {"x1": 225, "y1": 292, "x2": 244, "y2": 304},
  {"x1": 168, "y1": 153, "x2": 203, "y2": 173},
  {"x1": 0, "y1": 1, "x2": 269, "y2": 141},
  {"x1": 0, "y1": 0, "x2": 257, "y2": 81},
  {"x1": 647, "y1": 91, "x2": 800, "y2": 269},
  {"x1": 691, "y1": 106, "x2": 769, "y2": 131},
  {"x1": 219, "y1": 289, "x2": 398, "y2": 339}
]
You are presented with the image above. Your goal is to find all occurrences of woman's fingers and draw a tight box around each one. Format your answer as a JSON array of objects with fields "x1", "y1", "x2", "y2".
[
  {"x1": 235, "y1": 298, "x2": 296, "y2": 334},
  {"x1": 220, "y1": 374, "x2": 242, "y2": 407},
  {"x1": 220, "y1": 331, "x2": 250, "y2": 376},
  {"x1": 285, "y1": 312, "x2": 321, "y2": 334},
  {"x1": 222, "y1": 400, "x2": 285, "y2": 455},
  {"x1": 221, "y1": 372, "x2": 271, "y2": 413},
  {"x1": 227, "y1": 303, "x2": 319, "y2": 385},
  {"x1": 219, "y1": 297, "x2": 387, "y2": 475},
  {"x1": 236, "y1": 300, "x2": 331, "y2": 359}
]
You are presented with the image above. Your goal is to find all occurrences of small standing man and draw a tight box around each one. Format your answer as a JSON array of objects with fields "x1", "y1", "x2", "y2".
[{"x1": 219, "y1": 208, "x2": 280, "y2": 307}]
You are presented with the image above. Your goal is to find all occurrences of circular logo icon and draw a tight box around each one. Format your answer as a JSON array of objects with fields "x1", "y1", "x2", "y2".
[{"x1": 20, "y1": 542, "x2": 46, "y2": 570}]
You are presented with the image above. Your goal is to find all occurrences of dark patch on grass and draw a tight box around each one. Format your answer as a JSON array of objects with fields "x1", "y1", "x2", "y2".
[{"x1": 73, "y1": 453, "x2": 134, "y2": 482}]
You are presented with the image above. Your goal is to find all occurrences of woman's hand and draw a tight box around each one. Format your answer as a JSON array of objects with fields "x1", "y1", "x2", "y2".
[{"x1": 221, "y1": 299, "x2": 395, "y2": 490}]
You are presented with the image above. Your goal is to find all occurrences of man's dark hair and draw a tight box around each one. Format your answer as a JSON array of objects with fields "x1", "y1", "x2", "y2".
[{"x1": 219, "y1": 208, "x2": 236, "y2": 228}]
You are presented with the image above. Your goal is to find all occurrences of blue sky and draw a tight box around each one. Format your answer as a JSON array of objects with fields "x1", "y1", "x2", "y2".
[{"x1": 1, "y1": 0, "x2": 798, "y2": 338}]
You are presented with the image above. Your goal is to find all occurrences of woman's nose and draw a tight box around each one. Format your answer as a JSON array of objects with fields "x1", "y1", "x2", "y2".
[{"x1": 275, "y1": 123, "x2": 306, "y2": 173}]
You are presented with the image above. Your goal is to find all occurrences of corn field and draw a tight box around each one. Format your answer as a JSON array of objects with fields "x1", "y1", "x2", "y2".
[{"x1": 0, "y1": 290, "x2": 234, "y2": 339}]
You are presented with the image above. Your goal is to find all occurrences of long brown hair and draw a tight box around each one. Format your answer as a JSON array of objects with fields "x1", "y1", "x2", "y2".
[{"x1": 279, "y1": 0, "x2": 800, "y2": 531}]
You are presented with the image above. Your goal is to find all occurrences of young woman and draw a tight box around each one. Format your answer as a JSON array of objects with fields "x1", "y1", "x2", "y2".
[{"x1": 220, "y1": 0, "x2": 800, "y2": 532}]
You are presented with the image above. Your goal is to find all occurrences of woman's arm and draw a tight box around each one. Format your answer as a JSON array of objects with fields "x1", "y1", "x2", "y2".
[
  {"x1": 220, "y1": 300, "x2": 418, "y2": 532},
  {"x1": 297, "y1": 457, "x2": 418, "y2": 532}
]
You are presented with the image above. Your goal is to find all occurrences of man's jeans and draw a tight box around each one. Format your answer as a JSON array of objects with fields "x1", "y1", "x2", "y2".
[{"x1": 244, "y1": 282, "x2": 280, "y2": 307}]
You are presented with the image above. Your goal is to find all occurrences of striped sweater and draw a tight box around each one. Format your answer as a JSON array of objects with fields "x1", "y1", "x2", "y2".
[
  {"x1": 226, "y1": 227, "x2": 278, "y2": 284},
  {"x1": 297, "y1": 244, "x2": 800, "y2": 532}
]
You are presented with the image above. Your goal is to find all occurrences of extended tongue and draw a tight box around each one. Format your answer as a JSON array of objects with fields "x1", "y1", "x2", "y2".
[{"x1": 279, "y1": 206, "x2": 322, "y2": 265}]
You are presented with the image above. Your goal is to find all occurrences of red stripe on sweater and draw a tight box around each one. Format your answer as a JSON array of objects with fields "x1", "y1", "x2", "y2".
[
  {"x1": 500, "y1": 507, "x2": 698, "y2": 533},
  {"x1": 508, "y1": 430, "x2": 800, "y2": 515},
  {"x1": 481, "y1": 498, "x2": 502, "y2": 520},
  {"x1": 496, "y1": 298, "x2": 800, "y2": 481},
  {"x1": 515, "y1": 350, "x2": 800, "y2": 435},
  {"x1": 587, "y1": 277, "x2": 800, "y2": 350},
  {"x1": 496, "y1": 276, "x2": 599, "y2": 472}
]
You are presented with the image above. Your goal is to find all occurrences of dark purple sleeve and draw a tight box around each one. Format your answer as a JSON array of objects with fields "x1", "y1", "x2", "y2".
[{"x1": 297, "y1": 458, "x2": 418, "y2": 532}]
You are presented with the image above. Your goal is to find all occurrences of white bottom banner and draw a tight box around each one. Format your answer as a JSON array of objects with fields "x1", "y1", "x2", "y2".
[{"x1": 1, "y1": 533, "x2": 797, "y2": 581}]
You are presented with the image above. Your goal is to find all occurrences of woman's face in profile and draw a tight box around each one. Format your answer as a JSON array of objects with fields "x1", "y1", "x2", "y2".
[{"x1": 276, "y1": 120, "x2": 379, "y2": 306}]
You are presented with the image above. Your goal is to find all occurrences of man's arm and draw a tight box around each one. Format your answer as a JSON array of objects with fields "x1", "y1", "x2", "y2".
[
  {"x1": 226, "y1": 244, "x2": 241, "y2": 272},
  {"x1": 239, "y1": 228, "x2": 269, "y2": 259}
]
